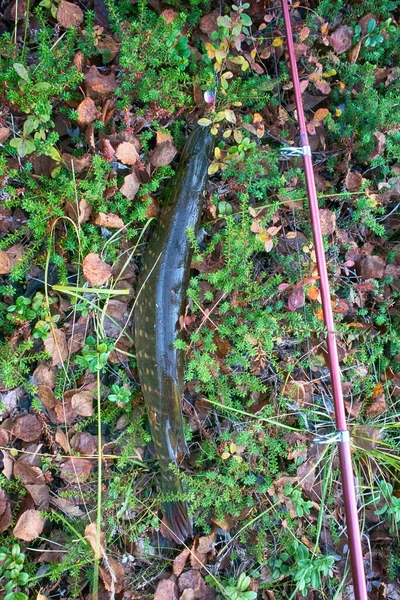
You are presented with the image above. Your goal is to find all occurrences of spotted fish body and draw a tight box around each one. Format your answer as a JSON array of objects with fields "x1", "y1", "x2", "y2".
[{"x1": 135, "y1": 127, "x2": 213, "y2": 542}]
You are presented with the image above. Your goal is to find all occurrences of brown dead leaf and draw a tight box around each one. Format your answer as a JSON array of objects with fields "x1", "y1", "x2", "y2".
[
  {"x1": 116, "y1": 142, "x2": 139, "y2": 166},
  {"x1": 37, "y1": 385, "x2": 57, "y2": 410},
  {"x1": 0, "y1": 128, "x2": 10, "y2": 144},
  {"x1": 178, "y1": 570, "x2": 216, "y2": 600},
  {"x1": 319, "y1": 209, "x2": 336, "y2": 235},
  {"x1": 85, "y1": 522, "x2": 106, "y2": 558},
  {"x1": 199, "y1": 9, "x2": 219, "y2": 34},
  {"x1": 329, "y1": 25, "x2": 353, "y2": 54},
  {"x1": 70, "y1": 391, "x2": 93, "y2": 417},
  {"x1": 366, "y1": 393, "x2": 386, "y2": 417},
  {"x1": 12, "y1": 414, "x2": 42, "y2": 442},
  {"x1": 173, "y1": 547, "x2": 190, "y2": 577},
  {"x1": 65, "y1": 198, "x2": 92, "y2": 225},
  {"x1": 13, "y1": 509, "x2": 45, "y2": 541},
  {"x1": 57, "y1": 0, "x2": 83, "y2": 28},
  {"x1": 358, "y1": 255, "x2": 386, "y2": 280},
  {"x1": 85, "y1": 65, "x2": 118, "y2": 96},
  {"x1": 94, "y1": 212, "x2": 125, "y2": 228},
  {"x1": 54, "y1": 399, "x2": 78, "y2": 425},
  {"x1": 161, "y1": 8, "x2": 178, "y2": 24},
  {"x1": 71, "y1": 431, "x2": 98, "y2": 455},
  {"x1": 51, "y1": 496, "x2": 84, "y2": 517},
  {"x1": 44, "y1": 328, "x2": 68, "y2": 366},
  {"x1": 0, "y1": 244, "x2": 23, "y2": 275},
  {"x1": 120, "y1": 172, "x2": 140, "y2": 200},
  {"x1": 150, "y1": 139, "x2": 177, "y2": 167},
  {"x1": 352, "y1": 425, "x2": 382, "y2": 452},
  {"x1": 0, "y1": 488, "x2": 12, "y2": 533},
  {"x1": 62, "y1": 153, "x2": 91, "y2": 173},
  {"x1": 154, "y1": 579, "x2": 176, "y2": 600},
  {"x1": 97, "y1": 36, "x2": 120, "y2": 63},
  {"x1": 288, "y1": 287, "x2": 305, "y2": 312},
  {"x1": 282, "y1": 380, "x2": 313, "y2": 407},
  {"x1": 60, "y1": 457, "x2": 93, "y2": 483},
  {"x1": 369, "y1": 131, "x2": 386, "y2": 161},
  {"x1": 100, "y1": 556, "x2": 125, "y2": 593},
  {"x1": 14, "y1": 461, "x2": 45, "y2": 484},
  {"x1": 345, "y1": 170, "x2": 363, "y2": 192},
  {"x1": 349, "y1": 41, "x2": 361, "y2": 64},
  {"x1": 2, "y1": 450, "x2": 13, "y2": 480},
  {"x1": 77, "y1": 97, "x2": 100, "y2": 126},
  {"x1": 190, "y1": 531, "x2": 216, "y2": 569},
  {"x1": 83, "y1": 253, "x2": 112, "y2": 286},
  {"x1": 299, "y1": 26, "x2": 310, "y2": 42},
  {"x1": 26, "y1": 485, "x2": 50, "y2": 510}
]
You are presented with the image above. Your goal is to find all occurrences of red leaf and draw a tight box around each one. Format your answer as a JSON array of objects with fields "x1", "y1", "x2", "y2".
[{"x1": 288, "y1": 287, "x2": 305, "y2": 311}]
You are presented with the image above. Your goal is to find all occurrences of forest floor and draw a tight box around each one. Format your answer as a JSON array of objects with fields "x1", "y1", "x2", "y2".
[{"x1": 0, "y1": 0, "x2": 400, "y2": 599}]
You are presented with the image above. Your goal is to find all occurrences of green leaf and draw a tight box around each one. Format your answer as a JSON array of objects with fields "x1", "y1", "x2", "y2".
[
  {"x1": 33, "y1": 81, "x2": 52, "y2": 92},
  {"x1": 240, "y1": 14, "x2": 252, "y2": 26},
  {"x1": 9, "y1": 137, "x2": 20, "y2": 149},
  {"x1": 17, "y1": 139, "x2": 28, "y2": 158},
  {"x1": 23, "y1": 117, "x2": 38, "y2": 136},
  {"x1": 13, "y1": 62, "x2": 29, "y2": 81},
  {"x1": 367, "y1": 18, "x2": 377, "y2": 33},
  {"x1": 217, "y1": 16, "x2": 232, "y2": 28},
  {"x1": 198, "y1": 118, "x2": 212, "y2": 126}
]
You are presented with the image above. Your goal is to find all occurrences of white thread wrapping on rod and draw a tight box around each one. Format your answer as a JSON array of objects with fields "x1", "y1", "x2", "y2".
[
  {"x1": 280, "y1": 145, "x2": 312, "y2": 158},
  {"x1": 313, "y1": 429, "x2": 350, "y2": 445}
]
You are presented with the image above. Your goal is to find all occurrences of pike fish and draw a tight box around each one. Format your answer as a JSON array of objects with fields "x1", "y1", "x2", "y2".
[{"x1": 135, "y1": 126, "x2": 213, "y2": 542}]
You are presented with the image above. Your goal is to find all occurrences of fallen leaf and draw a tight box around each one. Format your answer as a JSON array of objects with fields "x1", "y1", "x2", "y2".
[
  {"x1": 366, "y1": 393, "x2": 386, "y2": 417},
  {"x1": 199, "y1": 10, "x2": 219, "y2": 35},
  {"x1": 0, "y1": 244, "x2": 23, "y2": 275},
  {"x1": 150, "y1": 139, "x2": 177, "y2": 167},
  {"x1": 57, "y1": 0, "x2": 84, "y2": 28},
  {"x1": 60, "y1": 457, "x2": 93, "y2": 483},
  {"x1": 37, "y1": 385, "x2": 57, "y2": 410},
  {"x1": 85, "y1": 522, "x2": 106, "y2": 558},
  {"x1": 329, "y1": 25, "x2": 353, "y2": 54},
  {"x1": 33, "y1": 363, "x2": 57, "y2": 388},
  {"x1": 71, "y1": 431, "x2": 97, "y2": 455},
  {"x1": 83, "y1": 253, "x2": 112, "y2": 286},
  {"x1": 349, "y1": 41, "x2": 361, "y2": 64},
  {"x1": 299, "y1": 26, "x2": 310, "y2": 42},
  {"x1": 13, "y1": 509, "x2": 45, "y2": 541},
  {"x1": 369, "y1": 131, "x2": 386, "y2": 161},
  {"x1": 0, "y1": 488, "x2": 12, "y2": 533},
  {"x1": 116, "y1": 142, "x2": 139, "y2": 166},
  {"x1": 94, "y1": 212, "x2": 125, "y2": 228},
  {"x1": 307, "y1": 286, "x2": 320, "y2": 301},
  {"x1": 52, "y1": 496, "x2": 84, "y2": 517},
  {"x1": 85, "y1": 65, "x2": 118, "y2": 96},
  {"x1": 77, "y1": 97, "x2": 100, "y2": 126},
  {"x1": 190, "y1": 531, "x2": 216, "y2": 569},
  {"x1": 62, "y1": 153, "x2": 91, "y2": 173},
  {"x1": 26, "y1": 485, "x2": 50, "y2": 510},
  {"x1": 70, "y1": 391, "x2": 94, "y2": 417},
  {"x1": 100, "y1": 556, "x2": 125, "y2": 593},
  {"x1": 14, "y1": 462, "x2": 45, "y2": 484},
  {"x1": 1, "y1": 450, "x2": 13, "y2": 480},
  {"x1": 154, "y1": 579, "x2": 176, "y2": 600},
  {"x1": 178, "y1": 570, "x2": 216, "y2": 600},
  {"x1": 345, "y1": 170, "x2": 363, "y2": 192},
  {"x1": 358, "y1": 255, "x2": 385, "y2": 280},
  {"x1": 173, "y1": 547, "x2": 190, "y2": 576},
  {"x1": 288, "y1": 287, "x2": 305, "y2": 312},
  {"x1": 12, "y1": 414, "x2": 42, "y2": 442},
  {"x1": 313, "y1": 108, "x2": 329, "y2": 122},
  {"x1": 0, "y1": 128, "x2": 10, "y2": 144},
  {"x1": 120, "y1": 172, "x2": 140, "y2": 200},
  {"x1": 319, "y1": 209, "x2": 336, "y2": 235},
  {"x1": 44, "y1": 328, "x2": 68, "y2": 366}
]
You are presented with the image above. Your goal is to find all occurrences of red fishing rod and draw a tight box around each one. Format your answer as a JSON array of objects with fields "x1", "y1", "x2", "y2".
[{"x1": 279, "y1": 1, "x2": 368, "y2": 598}]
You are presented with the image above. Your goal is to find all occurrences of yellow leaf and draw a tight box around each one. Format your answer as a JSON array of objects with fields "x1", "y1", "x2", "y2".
[
  {"x1": 253, "y1": 113, "x2": 263, "y2": 123},
  {"x1": 208, "y1": 162, "x2": 220, "y2": 175},
  {"x1": 221, "y1": 451, "x2": 230, "y2": 460},
  {"x1": 223, "y1": 129, "x2": 232, "y2": 138},
  {"x1": 230, "y1": 443, "x2": 237, "y2": 454},
  {"x1": 224, "y1": 109, "x2": 236, "y2": 124},
  {"x1": 272, "y1": 37, "x2": 283, "y2": 47},
  {"x1": 313, "y1": 108, "x2": 329, "y2": 122},
  {"x1": 205, "y1": 43, "x2": 216, "y2": 59},
  {"x1": 335, "y1": 108, "x2": 342, "y2": 117},
  {"x1": 198, "y1": 118, "x2": 212, "y2": 126},
  {"x1": 214, "y1": 147, "x2": 221, "y2": 159},
  {"x1": 233, "y1": 129, "x2": 242, "y2": 143}
]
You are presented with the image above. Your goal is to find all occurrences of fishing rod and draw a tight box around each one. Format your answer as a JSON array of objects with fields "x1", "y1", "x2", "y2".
[{"x1": 279, "y1": 1, "x2": 368, "y2": 598}]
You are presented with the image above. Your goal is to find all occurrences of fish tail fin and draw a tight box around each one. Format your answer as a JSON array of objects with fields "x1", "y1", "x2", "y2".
[{"x1": 162, "y1": 499, "x2": 192, "y2": 543}]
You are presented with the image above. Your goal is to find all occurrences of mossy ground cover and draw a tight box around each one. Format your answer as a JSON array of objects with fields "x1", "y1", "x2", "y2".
[{"x1": 0, "y1": 0, "x2": 400, "y2": 598}]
